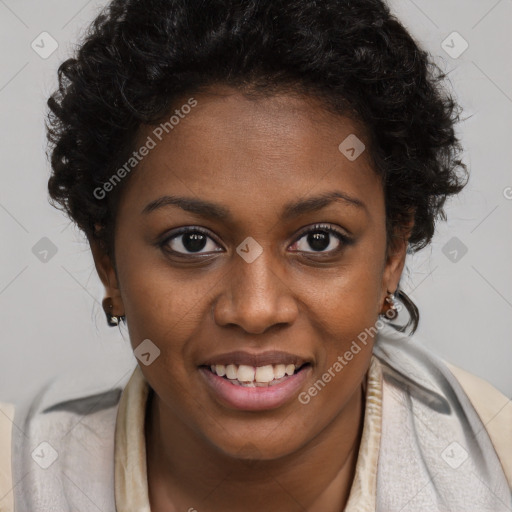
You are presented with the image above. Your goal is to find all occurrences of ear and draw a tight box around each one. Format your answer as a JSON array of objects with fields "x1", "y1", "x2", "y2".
[
  {"x1": 379, "y1": 215, "x2": 414, "y2": 310},
  {"x1": 88, "y1": 232, "x2": 124, "y2": 315}
]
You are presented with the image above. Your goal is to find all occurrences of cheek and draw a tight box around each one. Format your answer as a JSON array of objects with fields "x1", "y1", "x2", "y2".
[
  {"x1": 301, "y1": 286, "x2": 377, "y2": 418},
  {"x1": 299, "y1": 256, "x2": 384, "y2": 338},
  {"x1": 296, "y1": 246, "x2": 384, "y2": 381},
  {"x1": 117, "y1": 247, "x2": 215, "y2": 339},
  {"x1": 116, "y1": 264, "x2": 230, "y2": 413},
  {"x1": 312, "y1": 289, "x2": 377, "y2": 388}
]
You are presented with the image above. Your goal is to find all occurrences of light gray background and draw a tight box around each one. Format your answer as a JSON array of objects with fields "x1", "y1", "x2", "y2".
[{"x1": 0, "y1": 0, "x2": 511, "y2": 405}]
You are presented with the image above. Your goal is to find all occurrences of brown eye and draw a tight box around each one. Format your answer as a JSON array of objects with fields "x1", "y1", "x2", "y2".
[
  {"x1": 161, "y1": 227, "x2": 222, "y2": 255},
  {"x1": 289, "y1": 224, "x2": 352, "y2": 254}
]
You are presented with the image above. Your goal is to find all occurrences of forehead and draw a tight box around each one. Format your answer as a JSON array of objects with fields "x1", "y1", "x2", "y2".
[{"x1": 116, "y1": 87, "x2": 383, "y2": 221}]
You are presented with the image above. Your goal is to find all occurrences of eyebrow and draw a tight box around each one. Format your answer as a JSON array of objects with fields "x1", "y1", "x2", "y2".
[{"x1": 141, "y1": 191, "x2": 367, "y2": 221}]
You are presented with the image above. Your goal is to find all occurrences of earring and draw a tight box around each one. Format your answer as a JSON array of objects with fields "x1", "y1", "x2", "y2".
[
  {"x1": 102, "y1": 297, "x2": 124, "y2": 327},
  {"x1": 381, "y1": 290, "x2": 399, "y2": 320}
]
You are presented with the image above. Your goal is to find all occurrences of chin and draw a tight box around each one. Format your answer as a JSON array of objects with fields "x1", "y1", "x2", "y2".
[{"x1": 201, "y1": 416, "x2": 314, "y2": 463}]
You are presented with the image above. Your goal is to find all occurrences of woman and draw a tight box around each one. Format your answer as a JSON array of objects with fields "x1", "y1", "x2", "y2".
[{"x1": 1, "y1": 0, "x2": 510, "y2": 510}]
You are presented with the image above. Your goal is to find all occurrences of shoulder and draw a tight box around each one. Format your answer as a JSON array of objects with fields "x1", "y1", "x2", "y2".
[
  {"x1": 0, "y1": 401, "x2": 15, "y2": 512},
  {"x1": 0, "y1": 367, "x2": 134, "y2": 512},
  {"x1": 374, "y1": 324, "x2": 512, "y2": 489},
  {"x1": 443, "y1": 360, "x2": 512, "y2": 488},
  {"x1": 0, "y1": 367, "x2": 134, "y2": 511}
]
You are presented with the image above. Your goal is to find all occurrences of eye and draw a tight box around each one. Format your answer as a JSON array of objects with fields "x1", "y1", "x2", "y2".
[
  {"x1": 159, "y1": 223, "x2": 352, "y2": 258},
  {"x1": 289, "y1": 224, "x2": 352, "y2": 254},
  {"x1": 160, "y1": 226, "x2": 222, "y2": 256}
]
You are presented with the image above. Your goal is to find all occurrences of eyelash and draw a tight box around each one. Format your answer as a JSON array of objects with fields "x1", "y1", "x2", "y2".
[{"x1": 159, "y1": 224, "x2": 352, "y2": 258}]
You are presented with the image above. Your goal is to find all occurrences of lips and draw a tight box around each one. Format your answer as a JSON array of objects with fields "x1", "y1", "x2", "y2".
[
  {"x1": 198, "y1": 349, "x2": 314, "y2": 410},
  {"x1": 199, "y1": 363, "x2": 312, "y2": 410}
]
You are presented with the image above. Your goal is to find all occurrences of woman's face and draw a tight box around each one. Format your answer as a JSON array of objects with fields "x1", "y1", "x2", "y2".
[{"x1": 92, "y1": 86, "x2": 408, "y2": 460}]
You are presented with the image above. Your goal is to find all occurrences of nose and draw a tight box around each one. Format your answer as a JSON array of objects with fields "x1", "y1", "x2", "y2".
[{"x1": 212, "y1": 248, "x2": 299, "y2": 335}]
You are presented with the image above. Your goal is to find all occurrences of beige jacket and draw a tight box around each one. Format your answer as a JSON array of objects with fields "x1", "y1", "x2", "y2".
[{"x1": 0, "y1": 357, "x2": 511, "y2": 511}]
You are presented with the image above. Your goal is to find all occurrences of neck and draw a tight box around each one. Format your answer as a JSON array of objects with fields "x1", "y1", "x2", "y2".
[{"x1": 145, "y1": 382, "x2": 366, "y2": 512}]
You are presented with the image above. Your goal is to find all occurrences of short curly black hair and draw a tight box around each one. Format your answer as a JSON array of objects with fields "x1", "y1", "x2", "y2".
[{"x1": 46, "y1": 0, "x2": 468, "y2": 335}]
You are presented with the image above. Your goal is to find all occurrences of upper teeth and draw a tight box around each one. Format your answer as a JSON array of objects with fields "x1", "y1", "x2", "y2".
[{"x1": 210, "y1": 363, "x2": 297, "y2": 382}]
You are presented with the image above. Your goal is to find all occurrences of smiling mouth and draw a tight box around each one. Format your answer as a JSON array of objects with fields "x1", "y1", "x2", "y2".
[{"x1": 200, "y1": 362, "x2": 311, "y2": 387}]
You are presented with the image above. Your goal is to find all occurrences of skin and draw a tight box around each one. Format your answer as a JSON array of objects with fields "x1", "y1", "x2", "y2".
[{"x1": 90, "y1": 86, "x2": 411, "y2": 511}]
